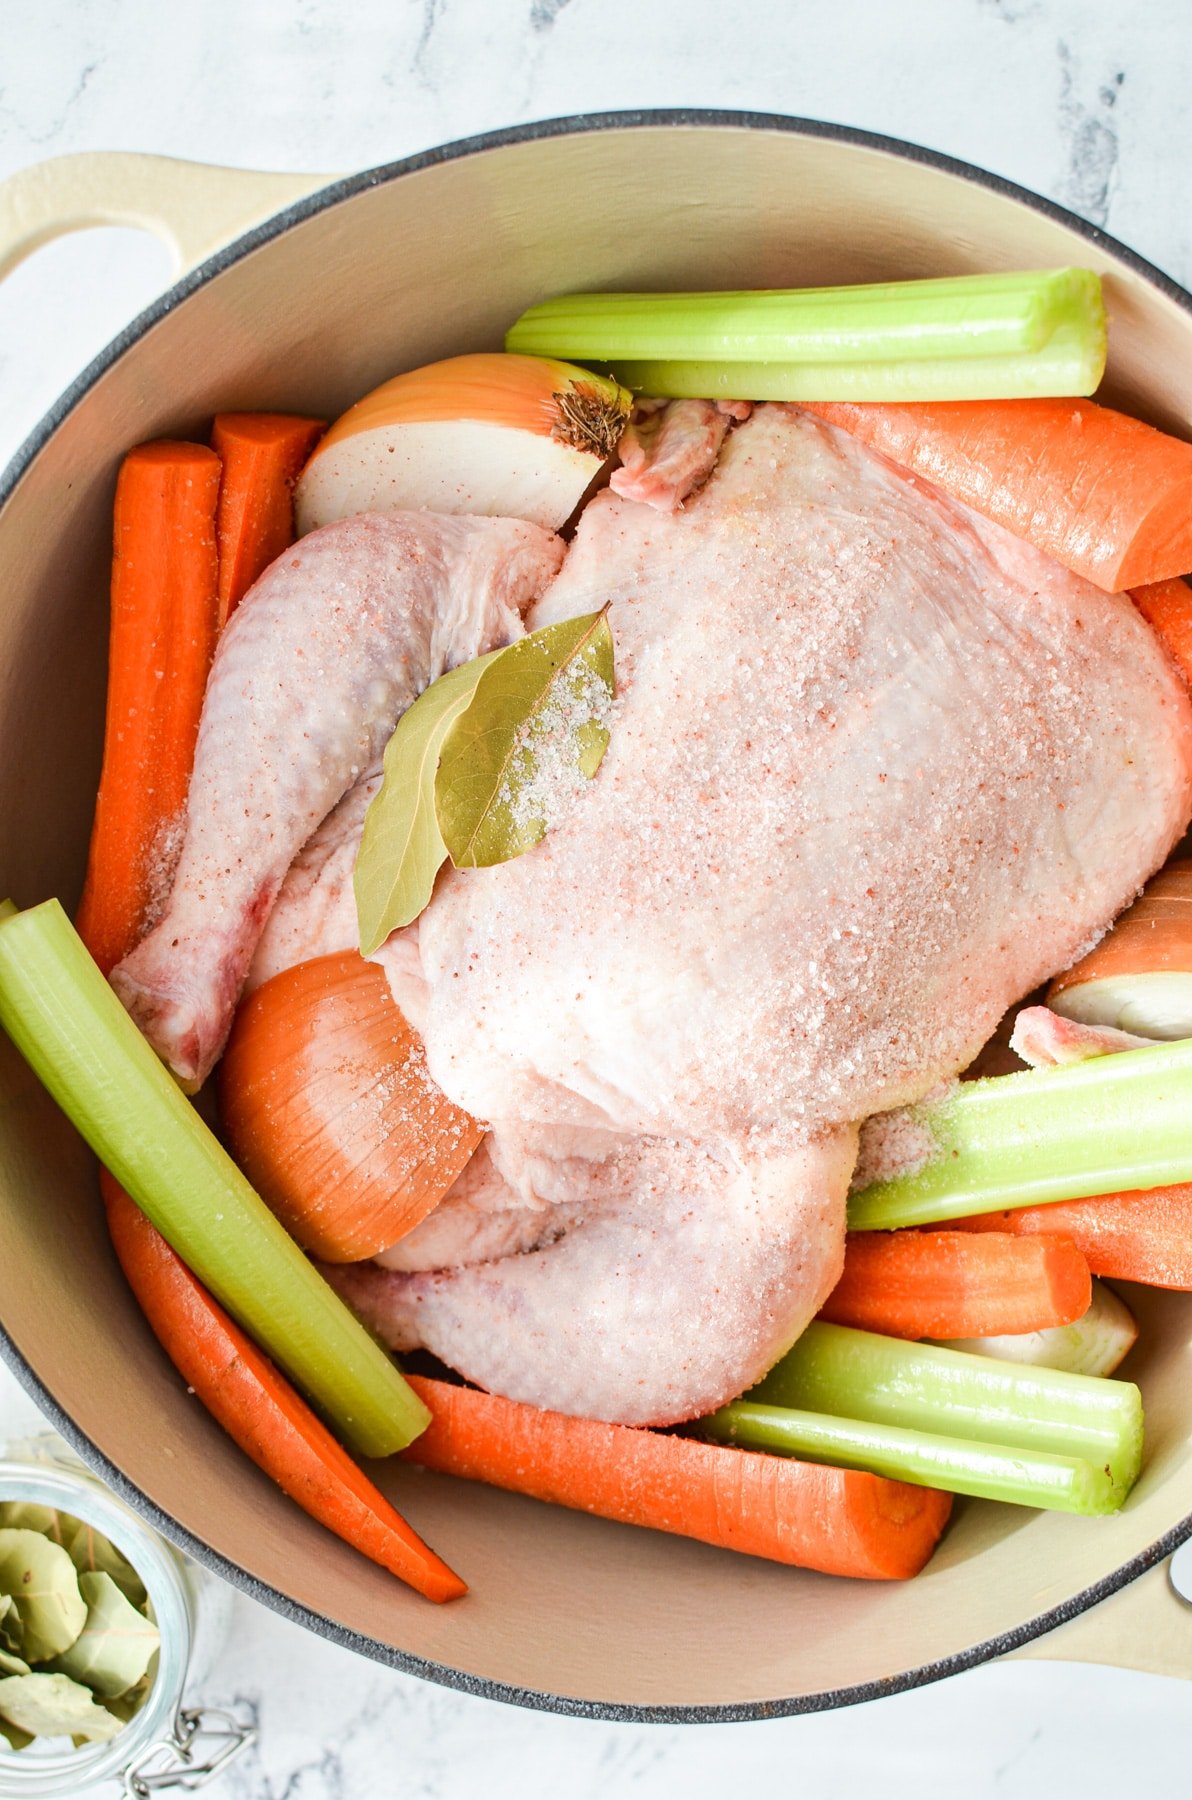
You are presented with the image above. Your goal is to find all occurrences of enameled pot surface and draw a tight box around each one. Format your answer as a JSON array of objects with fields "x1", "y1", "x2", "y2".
[{"x1": 2, "y1": 112, "x2": 1192, "y2": 1719}]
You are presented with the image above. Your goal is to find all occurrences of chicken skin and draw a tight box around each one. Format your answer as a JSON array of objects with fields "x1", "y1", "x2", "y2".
[
  {"x1": 110, "y1": 512, "x2": 563, "y2": 1084},
  {"x1": 344, "y1": 406, "x2": 1192, "y2": 1420},
  {"x1": 111, "y1": 405, "x2": 1192, "y2": 1424}
]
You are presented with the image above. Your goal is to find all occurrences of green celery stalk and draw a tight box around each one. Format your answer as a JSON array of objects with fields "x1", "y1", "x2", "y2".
[
  {"x1": 849, "y1": 1039, "x2": 1192, "y2": 1231},
  {"x1": 699, "y1": 1401, "x2": 1118, "y2": 1514},
  {"x1": 0, "y1": 899, "x2": 430, "y2": 1458},
  {"x1": 751, "y1": 1322, "x2": 1141, "y2": 1502},
  {"x1": 606, "y1": 315, "x2": 1101, "y2": 401},
  {"x1": 505, "y1": 269, "x2": 1105, "y2": 398}
]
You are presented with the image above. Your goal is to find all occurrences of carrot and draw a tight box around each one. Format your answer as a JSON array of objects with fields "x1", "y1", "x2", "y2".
[
  {"x1": 1130, "y1": 578, "x2": 1192, "y2": 688},
  {"x1": 818, "y1": 1229, "x2": 1092, "y2": 1339},
  {"x1": 1047, "y1": 859, "x2": 1192, "y2": 1039},
  {"x1": 75, "y1": 442, "x2": 222, "y2": 976},
  {"x1": 219, "y1": 951, "x2": 483, "y2": 1261},
  {"x1": 806, "y1": 397, "x2": 1192, "y2": 592},
  {"x1": 103, "y1": 1172, "x2": 464, "y2": 1601},
  {"x1": 949, "y1": 1186, "x2": 1192, "y2": 1289},
  {"x1": 400, "y1": 1375, "x2": 952, "y2": 1580},
  {"x1": 78, "y1": 436, "x2": 463, "y2": 1600},
  {"x1": 211, "y1": 413, "x2": 324, "y2": 625}
]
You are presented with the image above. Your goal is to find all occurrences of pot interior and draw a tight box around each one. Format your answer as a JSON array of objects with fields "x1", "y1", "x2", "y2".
[{"x1": 2, "y1": 118, "x2": 1191, "y2": 1717}]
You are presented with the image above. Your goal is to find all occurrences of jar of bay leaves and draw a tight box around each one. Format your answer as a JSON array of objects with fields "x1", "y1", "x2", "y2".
[{"x1": 0, "y1": 1446, "x2": 253, "y2": 1796}]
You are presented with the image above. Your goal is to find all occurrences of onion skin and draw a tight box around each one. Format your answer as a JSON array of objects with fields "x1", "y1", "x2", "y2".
[{"x1": 219, "y1": 950, "x2": 484, "y2": 1262}]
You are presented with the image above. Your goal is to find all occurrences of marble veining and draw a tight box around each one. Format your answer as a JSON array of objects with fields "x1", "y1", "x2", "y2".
[{"x1": 4, "y1": 2, "x2": 1192, "y2": 1794}]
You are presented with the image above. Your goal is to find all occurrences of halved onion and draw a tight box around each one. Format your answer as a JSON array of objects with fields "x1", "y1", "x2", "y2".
[
  {"x1": 219, "y1": 950, "x2": 484, "y2": 1262},
  {"x1": 937, "y1": 1279, "x2": 1138, "y2": 1377},
  {"x1": 295, "y1": 352, "x2": 632, "y2": 533},
  {"x1": 1049, "y1": 859, "x2": 1192, "y2": 1038}
]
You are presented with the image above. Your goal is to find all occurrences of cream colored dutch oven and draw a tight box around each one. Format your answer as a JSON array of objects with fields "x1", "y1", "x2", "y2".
[{"x1": 1, "y1": 113, "x2": 1191, "y2": 1719}]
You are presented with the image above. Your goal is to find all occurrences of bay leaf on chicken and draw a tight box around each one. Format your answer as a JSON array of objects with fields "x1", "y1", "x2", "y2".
[
  {"x1": 435, "y1": 608, "x2": 614, "y2": 869},
  {"x1": 354, "y1": 647, "x2": 504, "y2": 952}
]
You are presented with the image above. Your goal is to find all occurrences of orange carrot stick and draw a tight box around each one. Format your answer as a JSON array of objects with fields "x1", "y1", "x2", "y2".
[
  {"x1": 400, "y1": 1375, "x2": 952, "y2": 1580},
  {"x1": 211, "y1": 412, "x2": 324, "y2": 625},
  {"x1": 75, "y1": 442, "x2": 221, "y2": 975},
  {"x1": 78, "y1": 436, "x2": 462, "y2": 1600},
  {"x1": 1130, "y1": 578, "x2": 1192, "y2": 688},
  {"x1": 949, "y1": 1186, "x2": 1192, "y2": 1289},
  {"x1": 818, "y1": 1229, "x2": 1091, "y2": 1339},
  {"x1": 807, "y1": 397, "x2": 1192, "y2": 592},
  {"x1": 103, "y1": 1173, "x2": 464, "y2": 1601}
]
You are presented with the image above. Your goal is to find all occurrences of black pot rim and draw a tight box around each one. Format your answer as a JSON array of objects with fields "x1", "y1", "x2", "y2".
[{"x1": 3, "y1": 106, "x2": 1191, "y2": 1726}]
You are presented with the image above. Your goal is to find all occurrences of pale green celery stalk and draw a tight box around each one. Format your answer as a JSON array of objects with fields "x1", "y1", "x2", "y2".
[
  {"x1": 505, "y1": 268, "x2": 1104, "y2": 366},
  {"x1": 0, "y1": 899, "x2": 430, "y2": 1458},
  {"x1": 849, "y1": 1039, "x2": 1192, "y2": 1231},
  {"x1": 699, "y1": 1401, "x2": 1116, "y2": 1514},
  {"x1": 608, "y1": 313, "x2": 1103, "y2": 401},
  {"x1": 751, "y1": 1322, "x2": 1141, "y2": 1502}
]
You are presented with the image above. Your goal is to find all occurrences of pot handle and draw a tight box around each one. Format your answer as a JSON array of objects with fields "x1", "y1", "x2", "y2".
[
  {"x1": 1002, "y1": 1550, "x2": 1192, "y2": 1680},
  {"x1": 0, "y1": 152, "x2": 337, "y2": 283}
]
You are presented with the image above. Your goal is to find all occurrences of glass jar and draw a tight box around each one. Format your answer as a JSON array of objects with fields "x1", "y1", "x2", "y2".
[{"x1": 0, "y1": 1443, "x2": 253, "y2": 1797}]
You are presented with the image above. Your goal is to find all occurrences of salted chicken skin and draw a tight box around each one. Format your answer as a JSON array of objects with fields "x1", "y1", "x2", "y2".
[
  {"x1": 344, "y1": 404, "x2": 1192, "y2": 1420},
  {"x1": 413, "y1": 407, "x2": 1192, "y2": 1140},
  {"x1": 111, "y1": 404, "x2": 1192, "y2": 1427},
  {"x1": 110, "y1": 511, "x2": 564, "y2": 1086}
]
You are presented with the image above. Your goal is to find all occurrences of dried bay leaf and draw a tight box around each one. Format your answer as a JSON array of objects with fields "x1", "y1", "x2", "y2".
[
  {"x1": 436, "y1": 609, "x2": 614, "y2": 869},
  {"x1": 0, "y1": 1672, "x2": 122, "y2": 1744},
  {"x1": 66, "y1": 1520, "x2": 147, "y2": 1612},
  {"x1": 51, "y1": 1571, "x2": 159, "y2": 1699},
  {"x1": 0, "y1": 1529, "x2": 87, "y2": 1663},
  {"x1": 102, "y1": 1670, "x2": 153, "y2": 1725},
  {"x1": 354, "y1": 648, "x2": 504, "y2": 953},
  {"x1": 0, "y1": 1503, "x2": 64, "y2": 1545}
]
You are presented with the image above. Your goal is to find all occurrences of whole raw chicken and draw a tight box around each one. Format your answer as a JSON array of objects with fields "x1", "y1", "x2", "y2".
[{"x1": 112, "y1": 404, "x2": 1192, "y2": 1426}]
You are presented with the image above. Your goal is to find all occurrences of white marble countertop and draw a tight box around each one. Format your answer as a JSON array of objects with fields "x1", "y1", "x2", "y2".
[{"x1": 4, "y1": 2, "x2": 1192, "y2": 1793}]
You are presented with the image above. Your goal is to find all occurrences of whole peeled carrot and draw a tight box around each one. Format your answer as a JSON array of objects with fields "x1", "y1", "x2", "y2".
[
  {"x1": 211, "y1": 413, "x2": 324, "y2": 625},
  {"x1": 401, "y1": 1375, "x2": 952, "y2": 1580},
  {"x1": 808, "y1": 397, "x2": 1192, "y2": 593},
  {"x1": 104, "y1": 1173, "x2": 464, "y2": 1602},
  {"x1": 76, "y1": 442, "x2": 221, "y2": 975},
  {"x1": 819, "y1": 1229, "x2": 1092, "y2": 1340},
  {"x1": 950, "y1": 1187, "x2": 1192, "y2": 1289}
]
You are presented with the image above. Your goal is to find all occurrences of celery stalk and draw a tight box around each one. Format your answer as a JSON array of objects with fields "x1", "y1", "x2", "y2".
[
  {"x1": 849, "y1": 1039, "x2": 1192, "y2": 1231},
  {"x1": 507, "y1": 271, "x2": 1101, "y2": 362},
  {"x1": 699, "y1": 1401, "x2": 1117, "y2": 1514},
  {"x1": 0, "y1": 900, "x2": 430, "y2": 1458},
  {"x1": 607, "y1": 316, "x2": 1102, "y2": 401},
  {"x1": 751, "y1": 1322, "x2": 1142, "y2": 1502},
  {"x1": 505, "y1": 269, "x2": 1106, "y2": 399}
]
